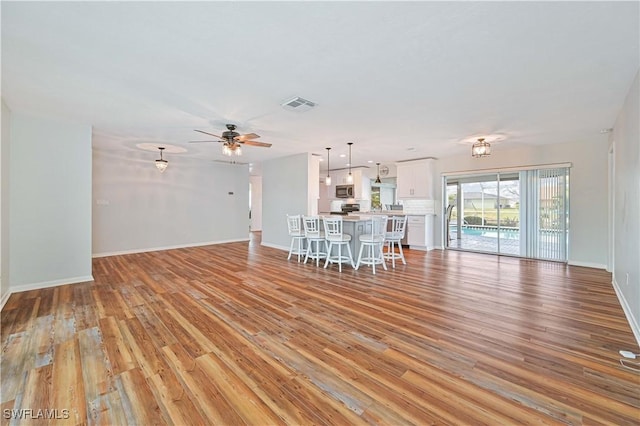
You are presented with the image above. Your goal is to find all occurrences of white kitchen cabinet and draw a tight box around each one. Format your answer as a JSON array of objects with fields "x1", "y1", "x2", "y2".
[
  {"x1": 396, "y1": 159, "x2": 434, "y2": 199},
  {"x1": 405, "y1": 214, "x2": 435, "y2": 250}
]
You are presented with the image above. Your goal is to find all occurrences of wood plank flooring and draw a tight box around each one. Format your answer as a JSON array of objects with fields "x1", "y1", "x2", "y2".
[{"x1": 1, "y1": 233, "x2": 639, "y2": 425}]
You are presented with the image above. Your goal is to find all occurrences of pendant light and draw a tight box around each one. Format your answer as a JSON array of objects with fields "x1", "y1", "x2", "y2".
[
  {"x1": 346, "y1": 142, "x2": 354, "y2": 183},
  {"x1": 325, "y1": 147, "x2": 332, "y2": 186},
  {"x1": 155, "y1": 147, "x2": 168, "y2": 172},
  {"x1": 375, "y1": 162, "x2": 382, "y2": 184}
]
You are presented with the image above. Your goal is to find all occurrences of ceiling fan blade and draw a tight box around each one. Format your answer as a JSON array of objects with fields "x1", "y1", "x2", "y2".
[
  {"x1": 236, "y1": 133, "x2": 260, "y2": 141},
  {"x1": 194, "y1": 129, "x2": 224, "y2": 139},
  {"x1": 242, "y1": 140, "x2": 272, "y2": 148},
  {"x1": 188, "y1": 140, "x2": 223, "y2": 143}
]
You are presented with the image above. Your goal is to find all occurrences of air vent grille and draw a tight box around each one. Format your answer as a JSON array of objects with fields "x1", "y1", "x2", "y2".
[{"x1": 282, "y1": 96, "x2": 316, "y2": 112}]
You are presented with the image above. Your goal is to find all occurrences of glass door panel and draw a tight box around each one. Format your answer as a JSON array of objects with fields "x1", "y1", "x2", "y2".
[{"x1": 445, "y1": 167, "x2": 568, "y2": 262}]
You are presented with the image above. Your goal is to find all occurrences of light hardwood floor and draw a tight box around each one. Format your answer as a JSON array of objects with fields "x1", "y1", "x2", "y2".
[{"x1": 1, "y1": 233, "x2": 639, "y2": 425}]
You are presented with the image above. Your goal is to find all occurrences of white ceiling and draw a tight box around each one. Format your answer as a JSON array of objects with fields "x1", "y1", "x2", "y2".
[{"x1": 2, "y1": 1, "x2": 638, "y2": 172}]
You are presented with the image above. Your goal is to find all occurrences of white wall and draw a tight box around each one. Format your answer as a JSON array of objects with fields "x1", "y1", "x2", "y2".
[
  {"x1": 92, "y1": 149, "x2": 250, "y2": 256},
  {"x1": 435, "y1": 138, "x2": 609, "y2": 268},
  {"x1": 261, "y1": 153, "x2": 313, "y2": 250},
  {"x1": 611, "y1": 69, "x2": 640, "y2": 345},
  {"x1": 9, "y1": 112, "x2": 93, "y2": 290},
  {"x1": 1, "y1": 100, "x2": 11, "y2": 307},
  {"x1": 250, "y1": 175, "x2": 262, "y2": 231}
]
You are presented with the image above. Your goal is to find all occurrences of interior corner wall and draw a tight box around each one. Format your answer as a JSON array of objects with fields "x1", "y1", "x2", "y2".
[
  {"x1": 612, "y1": 69, "x2": 640, "y2": 345},
  {"x1": 261, "y1": 153, "x2": 311, "y2": 250},
  {"x1": 9, "y1": 112, "x2": 92, "y2": 291},
  {"x1": 1, "y1": 100, "x2": 11, "y2": 306},
  {"x1": 435, "y1": 138, "x2": 609, "y2": 268},
  {"x1": 92, "y1": 149, "x2": 250, "y2": 256},
  {"x1": 250, "y1": 175, "x2": 263, "y2": 231}
]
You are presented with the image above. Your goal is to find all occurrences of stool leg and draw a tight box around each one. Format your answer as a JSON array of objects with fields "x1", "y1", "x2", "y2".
[
  {"x1": 391, "y1": 241, "x2": 396, "y2": 268},
  {"x1": 324, "y1": 242, "x2": 331, "y2": 268},
  {"x1": 338, "y1": 244, "x2": 342, "y2": 273},
  {"x1": 288, "y1": 237, "x2": 294, "y2": 260},
  {"x1": 370, "y1": 244, "x2": 376, "y2": 275},
  {"x1": 380, "y1": 243, "x2": 387, "y2": 271},
  {"x1": 304, "y1": 239, "x2": 311, "y2": 264},
  {"x1": 356, "y1": 243, "x2": 364, "y2": 270},
  {"x1": 346, "y1": 243, "x2": 355, "y2": 268},
  {"x1": 398, "y1": 241, "x2": 406, "y2": 265}
]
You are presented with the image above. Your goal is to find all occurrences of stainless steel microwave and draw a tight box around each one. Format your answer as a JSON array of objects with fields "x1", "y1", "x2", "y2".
[{"x1": 336, "y1": 185, "x2": 354, "y2": 198}]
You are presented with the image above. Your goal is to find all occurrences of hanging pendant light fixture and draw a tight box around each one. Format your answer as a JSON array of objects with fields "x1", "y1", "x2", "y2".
[
  {"x1": 375, "y1": 162, "x2": 382, "y2": 184},
  {"x1": 155, "y1": 147, "x2": 168, "y2": 172},
  {"x1": 325, "y1": 147, "x2": 332, "y2": 186},
  {"x1": 346, "y1": 142, "x2": 354, "y2": 183},
  {"x1": 471, "y1": 138, "x2": 491, "y2": 158}
]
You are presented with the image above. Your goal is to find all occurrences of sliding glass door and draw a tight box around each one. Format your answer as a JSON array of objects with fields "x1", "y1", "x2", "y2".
[{"x1": 445, "y1": 166, "x2": 569, "y2": 262}]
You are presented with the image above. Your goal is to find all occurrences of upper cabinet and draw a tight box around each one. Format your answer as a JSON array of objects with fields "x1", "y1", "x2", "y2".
[{"x1": 396, "y1": 159, "x2": 435, "y2": 199}]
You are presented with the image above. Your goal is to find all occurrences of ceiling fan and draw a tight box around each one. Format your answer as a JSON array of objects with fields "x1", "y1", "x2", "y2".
[{"x1": 190, "y1": 124, "x2": 271, "y2": 156}]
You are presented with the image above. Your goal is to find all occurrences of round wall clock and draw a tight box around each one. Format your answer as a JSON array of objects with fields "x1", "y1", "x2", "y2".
[{"x1": 379, "y1": 165, "x2": 389, "y2": 177}]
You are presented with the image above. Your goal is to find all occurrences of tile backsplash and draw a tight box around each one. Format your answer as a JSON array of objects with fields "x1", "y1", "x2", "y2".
[{"x1": 401, "y1": 199, "x2": 435, "y2": 214}]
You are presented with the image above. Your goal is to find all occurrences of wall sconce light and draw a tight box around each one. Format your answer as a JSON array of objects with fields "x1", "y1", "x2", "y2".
[
  {"x1": 155, "y1": 147, "x2": 168, "y2": 172},
  {"x1": 471, "y1": 138, "x2": 491, "y2": 158}
]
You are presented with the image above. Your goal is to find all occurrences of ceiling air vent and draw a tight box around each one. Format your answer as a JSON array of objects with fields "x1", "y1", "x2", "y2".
[{"x1": 281, "y1": 96, "x2": 316, "y2": 112}]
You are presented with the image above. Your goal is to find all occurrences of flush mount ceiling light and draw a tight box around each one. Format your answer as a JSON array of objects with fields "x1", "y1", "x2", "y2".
[
  {"x1": 375, "y1": 162, "x2": 382, "y2": 184},
  {"x1": 155, "y1": 147, "x2": 168, "y2": 172},
  {"x1": 346, "y1": 142, "x2": 354, "y2": 183},
  {"x1": 325, "y1": 147, "x2": 332, "y2": 186},
  {"x1": 471, "y1": 138, "x2": 491, "y2": 158}
]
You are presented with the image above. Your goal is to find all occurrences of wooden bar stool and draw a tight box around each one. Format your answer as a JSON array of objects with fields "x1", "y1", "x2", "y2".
[
  {"x1": 322, "y1": 216, "x2": 354, "y2": 272},
  {"x1": 302, "y1": 216, "x2": 328, "y2": 267}
]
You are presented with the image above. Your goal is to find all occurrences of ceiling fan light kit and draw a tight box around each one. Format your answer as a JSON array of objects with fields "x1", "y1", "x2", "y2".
[
  {"x1": 191, "y1": 124, "x2": 272, "y2": 157},
  {"x1": 472, "y1": 137, "x2": 491, "y2": 158},
  {"x1": 155, "y1": 147, "x2": 168, "y2": 172}
]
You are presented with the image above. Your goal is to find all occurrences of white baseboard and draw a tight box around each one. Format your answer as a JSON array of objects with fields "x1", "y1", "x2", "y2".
[
  {"x1": 0, "y1": 290, "x2": 11, "y2": 311},
  {"x1": 1, "y1": 275, "x2": 95, "y2": 311},
  {"x1": 568, "y1": 260, "x2": 607, "y2": 269},
  {"x1": 92, "y1": 238, "x2": 250, "y2": 258},
  {"x1": 612, "y1": 278, "x2": 640, "y2": 348},
  {"x1": 260, "y1": 242, "x2": 289, "y2": 252},
  {"x1": 10, "y1": 275, "x2": 94, "y2": 294}
]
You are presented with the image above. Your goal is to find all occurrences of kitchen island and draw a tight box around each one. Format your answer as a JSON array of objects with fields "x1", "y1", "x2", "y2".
[{"x1": 348, "y1": 211, "x2": 436, "y2": 251}]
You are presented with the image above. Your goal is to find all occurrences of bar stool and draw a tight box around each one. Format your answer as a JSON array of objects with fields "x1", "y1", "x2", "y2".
[
  {"x1": 356, "y1": 215, "x2": 388, "y2": 274},
  {"x1": 384, "y1": 215, "x2": 407, "y2": 268},
  {"x1": 302, "y1": 216, "x2": 328, "y2": 267},
  {"x1": 323, "y1": 216, "x2": 354, "y2": 272},
  {"x1": 286, "y1": 214, "x2": 306, "y2": 262}
]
